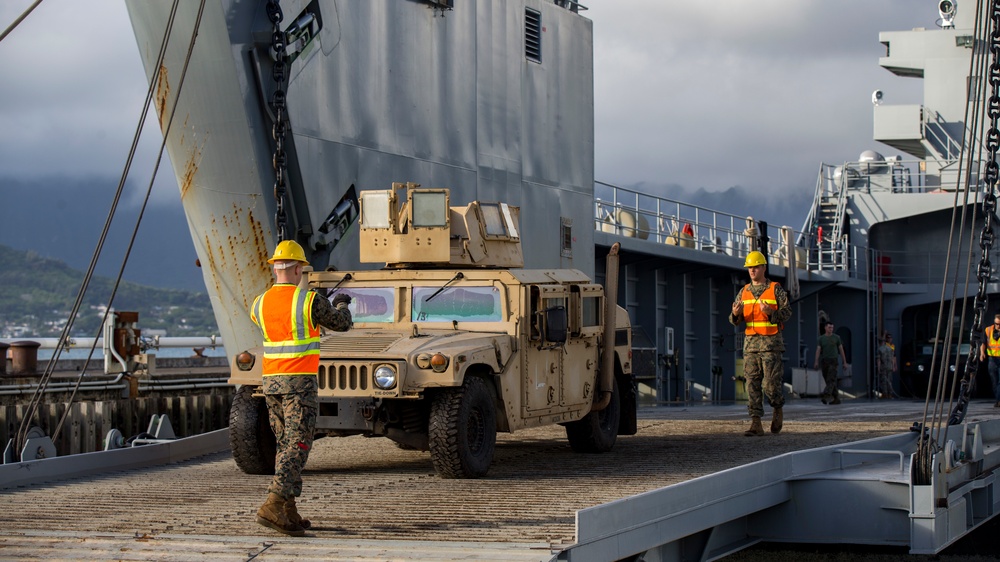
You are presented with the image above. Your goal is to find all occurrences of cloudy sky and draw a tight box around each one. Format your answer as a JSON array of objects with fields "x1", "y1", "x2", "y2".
[{"x1": 0, "y1": 1, "x2": 933, "y2": 203}]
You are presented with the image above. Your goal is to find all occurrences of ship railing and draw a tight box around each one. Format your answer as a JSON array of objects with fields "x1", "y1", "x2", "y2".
[
  {"x1": 554, "y1": 0, "x2": 588, "y2": 12},
  {"x1": 814, "y1": 158, "x2": 988, "y2": 196},
  {"x1": 0, "y1": 336, "x2": 226, "y2": 362},
  {"x1": 869, "y1": 247, "x2": 985, "y2": 285},
  {"x1": 595, "y1": 181, "x2": 756, "y2": 253},
  {"x1": 594, "y1": 181, "x2": 850, "y2": 272},
  {"x1": 924, "y1": 108, "x2": 964, "y2": 161},
  {"x1": 923, "y1": 106, "x2": 990, "y2": 163}
]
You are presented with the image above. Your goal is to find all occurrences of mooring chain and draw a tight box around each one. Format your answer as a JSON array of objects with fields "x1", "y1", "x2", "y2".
[
  {"x1": 950, "y1": 1, "x2": 1000, "y2": 425},
  {"x1": 266, "y1": 0, "x2": 289, "y2": 242}
]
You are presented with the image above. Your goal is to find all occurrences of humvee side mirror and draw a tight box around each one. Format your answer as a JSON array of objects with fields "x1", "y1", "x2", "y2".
[{"x1": 544, "y1": 306, "x2": 567, "y2": 344}]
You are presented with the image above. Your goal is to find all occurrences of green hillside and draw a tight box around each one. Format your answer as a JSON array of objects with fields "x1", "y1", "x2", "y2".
[{"x1": 0, "y1": 244, "x2": 219, "y2": 338}]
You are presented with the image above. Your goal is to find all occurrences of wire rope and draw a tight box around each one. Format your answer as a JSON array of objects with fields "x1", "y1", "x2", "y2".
[
  {"x1": 0, "y1": 0, "x2": 42, "y2": 44},
  {"x1": 13, "y1": 0, "x2": 186, "y2": 457}
]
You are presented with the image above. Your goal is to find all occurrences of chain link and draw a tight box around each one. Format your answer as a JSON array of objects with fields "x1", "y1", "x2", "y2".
[
  {"x1": 950, "y1": 2, "x2": 1000, "y2": 426},
  {"x1": 267, "y1": 0, "x2": 289, "y2": 242}
]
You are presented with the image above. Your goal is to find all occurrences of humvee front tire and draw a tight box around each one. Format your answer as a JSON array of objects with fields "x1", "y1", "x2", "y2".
[
  {"x1": 229, "y1": 386, "x2": 277, "y2": 475},
  {"x1": 429, "y1": 376, "x2": 496, "y2": 478},
  {"x1": 566, "y1": 377, "x2": 620, "y2": 453}
]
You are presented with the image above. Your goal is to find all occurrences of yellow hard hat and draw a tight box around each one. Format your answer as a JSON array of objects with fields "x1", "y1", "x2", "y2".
[
  {"x1": 268, "y1": 240, "x2": 309, "y2": 264},
  {"x1": 744, "y1": 251, "x2": 767, "y2": 267}
]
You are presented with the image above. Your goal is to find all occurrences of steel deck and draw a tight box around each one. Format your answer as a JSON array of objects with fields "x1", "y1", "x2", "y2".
[{"x1": 3, "y1": 399, "x2": 998, "y2": 560}]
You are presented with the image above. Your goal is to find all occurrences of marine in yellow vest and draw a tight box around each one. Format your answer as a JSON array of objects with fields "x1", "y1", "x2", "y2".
[
  {"x1": 251, "y1": 240, "x2": 352, "y2": 536},
  {"x1": 979, "y1": 313, "x2": 1000, "y2": 408},
  {"x1": 729, "y1": 251, "x2": 792, "y2": 436}
]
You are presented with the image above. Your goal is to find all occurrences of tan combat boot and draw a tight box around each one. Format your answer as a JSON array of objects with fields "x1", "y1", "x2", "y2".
[
  {"x1": 770, "y1": 408, "x2": 783, "y2": 434},
  {"x1": 285, "y1": 497, "x2": 311, "y2": 530},
  {"x1": 744, "y1": 416, "x2": 764, "y2": 437},
  {"x1": 256, "y1": 493, "x2": 305, "y2": 536}
]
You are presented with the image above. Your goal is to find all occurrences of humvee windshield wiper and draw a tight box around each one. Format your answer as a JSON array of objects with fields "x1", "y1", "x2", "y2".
[
  {"x1": 326, "y1": 273, "x2": 352, "y2": 295},
  {"x1": 425, "y1": 272, "x2": 464, "y2": 302}
]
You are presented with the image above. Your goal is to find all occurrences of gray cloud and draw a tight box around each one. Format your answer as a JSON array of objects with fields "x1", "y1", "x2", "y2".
[
  {"x1": 0, "y1": 1, "x2": 935, "y2": 203},
  {"x1": 588, "y1": 0, "x2": 931, "y2": 191}
]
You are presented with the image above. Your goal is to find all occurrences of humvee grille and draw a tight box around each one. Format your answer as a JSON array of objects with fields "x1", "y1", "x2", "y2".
[
  {"x1": 318, "y1": 363, "x2": 370, "y2": 391},
  {"x1": 321, "y1": 334, "x2": 403, "y2": 354}
]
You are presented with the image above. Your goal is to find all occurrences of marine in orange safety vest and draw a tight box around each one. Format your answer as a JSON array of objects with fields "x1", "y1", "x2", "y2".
[
  {"x1": 729, "y1": 251, "x2": 792, "y2": 437},
  {"x1": 251, "y1": 240, "x2": 352, "y2": 537},
  {"x1": 979, "y1": 313, "x2": 1000, "y2": 408}
]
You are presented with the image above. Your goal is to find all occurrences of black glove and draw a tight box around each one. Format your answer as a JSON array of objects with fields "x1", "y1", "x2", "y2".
[{"x1": 332, "y1": 293, "x2": 352, "y2": 307}]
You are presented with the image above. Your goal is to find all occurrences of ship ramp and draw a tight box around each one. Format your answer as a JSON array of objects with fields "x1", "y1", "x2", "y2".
[{"x1": 1, "y1": 401, "x2": 999, "y2": 560}]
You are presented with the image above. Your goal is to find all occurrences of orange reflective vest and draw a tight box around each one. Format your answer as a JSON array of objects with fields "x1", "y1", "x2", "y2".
[
  {"x1": 251, "y1": 284, "x2": 321, "y2": 376},
  {"x1": 986, "y1": 326, "x2": 1000, "y2": 357},
  {"x1": 741, "y1": 282, "x2": 779, "y2": 336}
]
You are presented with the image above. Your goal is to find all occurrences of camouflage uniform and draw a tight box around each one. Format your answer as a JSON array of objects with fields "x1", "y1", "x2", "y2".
[
  {"x1": 263, "y1": 295, "x2": 351, "y2": 499},
  {"x1": 876, "y1": 341, "x2": 895, "y2": 398},
  {"x1": 817, "y1": 333, "x2": 844, "y2": 403},
  {"x1": 730, "y1": 281, "x2": 792, "y2": 419}
]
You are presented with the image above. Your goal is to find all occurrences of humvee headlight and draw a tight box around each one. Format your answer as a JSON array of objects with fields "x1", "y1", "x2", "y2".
[
  {"x1": 374, "y1": 365, "x2": 397, "y2": 389},
  {"x1": 236, "y1": 351, "x2": 255, "y2": 371},
  {"x1": 430, "y1": 353, "x2": 449, "y2": 373},
  {"x1": 917, "y1": 365, "x2": 925, "y2": 373}
]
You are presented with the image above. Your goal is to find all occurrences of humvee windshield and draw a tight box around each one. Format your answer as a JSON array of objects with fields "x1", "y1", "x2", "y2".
[
  {"x1": 332, "y1": 288, "x2": 394, "y2": 323},
  {"x1": 412, "y1": 286, "x2": 503, "y2": 322}
]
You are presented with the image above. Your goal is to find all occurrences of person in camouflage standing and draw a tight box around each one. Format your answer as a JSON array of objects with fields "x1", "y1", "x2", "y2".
[
  {"x1": 251, "y1": 240, "x2": 352, "y2": 536},
  {"x1": 814, "y1": 321, "x2": 848, "y2": 405},
  {"x1": 730, "y1": 251, "x2": 792, "y2": 436},
  {"x1": 876, "y1": 332, "x2": 896, "y2": 399}
]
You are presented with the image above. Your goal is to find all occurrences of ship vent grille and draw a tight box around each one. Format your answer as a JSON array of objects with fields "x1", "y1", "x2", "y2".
[
  {"x1": 525, "y1": 8, "x2": 541, "y2": 63},
  {"x1": 321, "y1": 334, "x2": 403, "y2": 354},
  {"x1": 319, "y1": 364, "x2": 370, "y2": 391}
]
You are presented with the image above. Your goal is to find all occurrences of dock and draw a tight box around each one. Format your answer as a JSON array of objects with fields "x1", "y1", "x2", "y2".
[{"x1": 2, "y1": 397, "x2": 998, "y2": 560}]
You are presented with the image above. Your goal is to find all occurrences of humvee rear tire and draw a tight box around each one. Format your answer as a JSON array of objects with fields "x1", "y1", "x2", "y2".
[
  {"x1": 566, "y1": 377, "x2": 620, "y2": 453},
  {"x1": 230, "y1": 386, "x2": 277, "y2": 475},
  {"x1": 429, "y1": 376, "x2": 496, "y2": 478}
]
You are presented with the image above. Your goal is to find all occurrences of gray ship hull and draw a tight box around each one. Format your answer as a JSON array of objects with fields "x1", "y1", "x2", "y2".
[{"x1": 124, "y1": 0, "x2": 596, "y2": 355}]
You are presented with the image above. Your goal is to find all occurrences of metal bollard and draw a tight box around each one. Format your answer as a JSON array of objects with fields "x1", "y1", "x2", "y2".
[
  {"x1": 0, "y1": 342, "x2": 9, "y2": 375},
  {"x1": 10, "y1": 341, "x2": 40, "y2": 375}
]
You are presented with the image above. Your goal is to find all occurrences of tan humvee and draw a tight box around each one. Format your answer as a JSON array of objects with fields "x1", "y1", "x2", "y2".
[{"x1": 229, "y1": 183, "x2": 634, "y2": 478}]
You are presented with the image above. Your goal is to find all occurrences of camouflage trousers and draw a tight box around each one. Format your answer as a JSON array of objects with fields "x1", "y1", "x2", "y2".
[
  {"x1": 264, "y1": 375, "x2": 318, "y2": 499},
  {"x1": 743, "y1": 350, "x2": 785, "y2": 418},
  {"x1": 877, "y1": 367, "x2": 894, "y2": 398},
  {"x1": 820, "y1": 358, "x2": 840, "y2": 401}
]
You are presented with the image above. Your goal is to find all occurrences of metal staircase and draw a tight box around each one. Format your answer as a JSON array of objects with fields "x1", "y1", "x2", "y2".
[{"x1": 803, "y1": 168, "x2": 849, "y2": 270}]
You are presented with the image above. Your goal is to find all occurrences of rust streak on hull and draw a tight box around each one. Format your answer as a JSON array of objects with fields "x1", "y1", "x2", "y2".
[{"x1": 155, "y1": 64, "x2": 170, "y2": 132}]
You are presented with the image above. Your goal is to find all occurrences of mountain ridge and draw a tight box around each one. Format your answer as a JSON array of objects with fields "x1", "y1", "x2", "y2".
[{"x1": 0, "y1": 244, "x2": 218, "y2": 338}]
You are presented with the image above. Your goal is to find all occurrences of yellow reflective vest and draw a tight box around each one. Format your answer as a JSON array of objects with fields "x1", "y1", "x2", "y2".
[
  {"x1": 741, "y1": 282, "x2": 779, "y2": 336},
  {"x1": 986, "y1": 326, "x2": 1000, "y2": 357},
  {"x1": 251, "y1": 284, "x2": 321, "y2": 376}
]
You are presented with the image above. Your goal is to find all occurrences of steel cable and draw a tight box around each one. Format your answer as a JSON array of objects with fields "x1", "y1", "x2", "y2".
[
  {"x1": 13, "y1": 0, "x2": 184, "y2": 456},
  {"x1": 0, "y1": 0, "x2": 42, "y2": 44},
  {"x1": 49, "y1": 0, "x2": 209, "y2": 447}
]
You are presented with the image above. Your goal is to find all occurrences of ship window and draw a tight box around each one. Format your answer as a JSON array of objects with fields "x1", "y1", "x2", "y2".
[
  {"x1": 560, "y1": 218, "x2": 572, "y2": 258},
  {"x1": 412, "y1": 286, "x2": 502, "y2": 322},
  {"x1": 525, "y1": 8, "x2": 541, "y2": 63}
]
